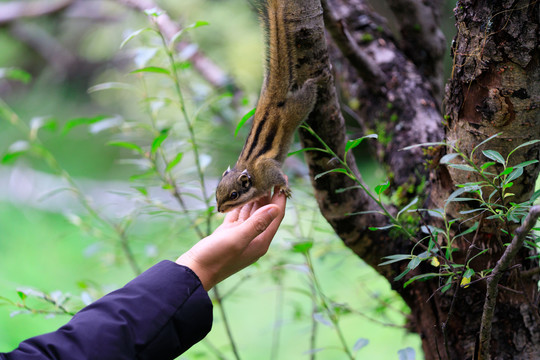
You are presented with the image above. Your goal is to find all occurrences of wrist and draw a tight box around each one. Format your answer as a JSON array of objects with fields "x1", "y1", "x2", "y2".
[{"x1": 176, "y1": 253, "x2": 215, "y2": 291}]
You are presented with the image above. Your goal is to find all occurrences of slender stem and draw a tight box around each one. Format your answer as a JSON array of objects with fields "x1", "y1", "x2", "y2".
[
  {"x1": 157, "y1": 29, "x2": 213, "y2": 235},
  {"x1": 1, "y1": 98, "x2": 142, "y2": 275},
  {"x1": 270, "y1": 281, "x2": 284, "y2": 360},
  {"x1": 213, "y1": 286, "x2": 242, "y2": 360},
  {"x1": 202, "y1": 338, "x2": 229, "y2": 360},
  {"x1": 478, "y1": 205, "x2": 540, "y2": 360},
  {"x1": 305, "y1": 252, "x2": 354, "y2": 359},
  {"x1": 302, "y1": 124, "x2": 417, "y2": 241},
  {"x1": 138, "y1": 77, "x2": 205, "y2": 239},
  {"x1": 309, "y1": 282, "x2": 318, "y2": 360}
]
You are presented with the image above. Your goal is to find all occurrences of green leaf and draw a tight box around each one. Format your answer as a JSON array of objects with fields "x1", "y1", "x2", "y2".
[
  {"x1": 404, "y1": 273, "x2": 441, "y2": 287},
  {"x1": 472, "y1": 133, "x2": 501, "y2": 155},
  {"x1": 63, "y1": 115, "x2": 108, "y2": 134},
  {"x1": 335, "y1": 185, "x2": 363, "y2": 194},
  {"x1": 235, "y1": 107, "x2": 256, "y2": 137},
  {"x1": 447, "y1": 163, "x2": 476, "y2": 172},
  {"x1": 345, "y1": 210, "x2": 385, "y2": 216},
  {"x1": 394, "y1": 268, "x2": 411, "y2": 282},
  {"x1": 345, "y1": 134, "x2": 378, "y2": 153},
  {"x1": 440, "y1": 153, "x2": 460, "y2": 164},
  {"x1": 508, "y1": 139, "x2": 540, "y2": 159},
  {"x1": 129, "y1": 169, "x2": 157, "y2": 181},
  {"x1": 398, "y1": 347, "x2": 416, "y2": 360},
  {"x1": 482, "y1": 150, "x2": 505, "y2": 164},
  {"x1": 133, "y1": 186, "x2": 148, "y2": 196},
  {"x1": 2, "y1": 151, "x2": 25, "y2": 164},
  {"x1": 379, "y1": 254, "x2": 412, "y2": 266},
  {"x1": 151, "y1": 130, "x2": 169, "y2": 155},
  {"x1": 481, "y1": 161, "x2": 496, "y2": 171},
  {"x1": 2, "y1": 140, "x2": 30, "y2": 164},
  {"x1": 29, "y1": 117, "x2": 57, "y2": 139},
  {"x1": 441, "y1": 276, "x2": 453, "y2": 293},
  {"x1": 454, "y1": 222, "x2": 478, "y2": 238},
  {"x1": 352, "y1": 338, "x2": 369, "y2": 352},
  {"x1": 0, "y1": 67, "x2": 31, "y2": 84},
  {"x1": 513, "y1": 159, "x2": 539, "y2": 169},
  {"x1": 375, "y1": 180, "x2": 390, "y2": 195},
  {"x1": 288, "y1": 147, "x2": 328, "y2": 157},
  {"x1": 165, "y1": 152, "x2": 183, "y2": 173},
  {"x1": 108, "y1": 141, "x2": 143, "y2": 154},
  {"x1": 369, "y1": 224, "x2": 396, "y2": 231},
  {"x1": 87, "y1": 82, "x2": 135, "y2": 93},
  {"x1": 499, "y1": 167, "x2": 514, "y2": 177},
  {"x1": 130, "y1": 66, "x2": 170, "y2": 75},
  {"x1": 401, "y1": 142, "x2": 447, "y2": 151},
  {"x1": 291, "y1": 241, "x2": 313, "y2": 253},
  {"x1": 17, "y1": 291, "x2": 27, "y2": 301},
  {"x1": 420, "y1": 224, "x2": 444, "y2": 235},
  {"x1": 397, "y1": 197, "x2": 418, "y2": 219},
  {"x1": 407, "y1": 256, "x2": 421, "y2": 270},
  {"x1": 463, "y1": 268, "x2": 475, "y2": 279},
  {"x1": 169, "y1": 21, "x2": 210, "y2": 50},
  {"x1": 144, "y1": 7, "x2": 163, "y2": 17},
  {"x1": 530, "y1": 189, "x2": 540, "y2": 203},
  {"x1": 460, "y1": 208, "x2": 484, "y2": 215},
  {"x1": 505, "y1": 167, "x2": 523, "y2": 183},
  {"x1": 314, "y1": 168, "x2": 349, "y2": 180},
  {"x1": 120, "y1": 27, "x2": 152, "y2": 49},
  {"x1": 313, "y1": 312, "x2": 333, "y2": 327}
]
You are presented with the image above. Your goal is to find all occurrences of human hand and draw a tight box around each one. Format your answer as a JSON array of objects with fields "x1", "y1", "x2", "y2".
[{"x1": 176, "y1": 189, "x2": 287, "y2": 291}]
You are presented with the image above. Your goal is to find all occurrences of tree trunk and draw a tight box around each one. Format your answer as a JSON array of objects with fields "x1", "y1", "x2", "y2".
[{"x1": 293, "y1": 0, "x2": 540, "y2": 358}]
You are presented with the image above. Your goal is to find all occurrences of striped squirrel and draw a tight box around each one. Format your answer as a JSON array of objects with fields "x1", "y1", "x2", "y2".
[{"x1": 216, "y1": 0, "x2": 324, "y2": 213}]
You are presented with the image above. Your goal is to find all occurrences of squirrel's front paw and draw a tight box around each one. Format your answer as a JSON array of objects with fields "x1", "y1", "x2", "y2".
[{"x1": 279, "y1": 186, "x2": 292, "y2": 198}]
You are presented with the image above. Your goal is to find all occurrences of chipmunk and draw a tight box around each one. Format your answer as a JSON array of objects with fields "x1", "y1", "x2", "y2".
[{"x1": 216, "y1": 0, "x2": 323, "y2": 213}]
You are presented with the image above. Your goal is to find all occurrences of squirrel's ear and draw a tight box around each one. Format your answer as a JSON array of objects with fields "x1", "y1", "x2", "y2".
[
  {"x1": 222, "y1": 166, "x2": 231, "y2": 178},
  {"x1": 237, "y1": 170, "x2": 252, "y2": 189}
]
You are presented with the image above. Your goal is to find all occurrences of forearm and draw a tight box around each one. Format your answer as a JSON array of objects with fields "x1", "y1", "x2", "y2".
[{"x1": 1, "y1": 261, "x2": 212, "y2": 360}]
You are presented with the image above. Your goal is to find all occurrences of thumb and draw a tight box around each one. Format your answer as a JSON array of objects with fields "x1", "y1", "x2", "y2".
[{"x1": 236, "y1": 205, "x2": 280, "y2": 243}]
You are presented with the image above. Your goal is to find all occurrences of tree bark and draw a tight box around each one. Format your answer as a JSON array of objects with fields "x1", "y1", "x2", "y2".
[{"x1": 294, "y1": 0, "x2": 540, "y2": 358}]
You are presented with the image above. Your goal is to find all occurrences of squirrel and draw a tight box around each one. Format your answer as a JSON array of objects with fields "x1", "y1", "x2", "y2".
[{"x1": 215, "y1": 0, "x2": 324, "y2": 213}]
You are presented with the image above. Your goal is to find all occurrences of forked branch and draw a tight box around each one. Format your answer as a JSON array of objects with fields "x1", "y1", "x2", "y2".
[{"x1": 478, "y1": 205, "x2": 540, "y2": 360}]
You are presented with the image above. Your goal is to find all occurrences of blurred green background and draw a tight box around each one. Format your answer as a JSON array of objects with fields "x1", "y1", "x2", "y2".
[{"x1": 0, "y1": 0, "x2": 461, "y2": 358}]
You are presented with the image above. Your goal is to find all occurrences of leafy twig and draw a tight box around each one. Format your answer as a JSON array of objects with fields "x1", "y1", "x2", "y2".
[{"x1": 478, "y1": 205, "x2": 540, "y2": 360}]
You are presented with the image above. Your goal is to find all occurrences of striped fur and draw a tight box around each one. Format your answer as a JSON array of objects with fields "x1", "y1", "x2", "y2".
[{"x1": 215, "y1": 0, "x2": 320, "y2": 212}]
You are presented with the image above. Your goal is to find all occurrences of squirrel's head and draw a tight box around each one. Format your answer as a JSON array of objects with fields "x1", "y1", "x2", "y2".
[{"x1": 216, "y1": 167, "x2": 256, "y2": 213}]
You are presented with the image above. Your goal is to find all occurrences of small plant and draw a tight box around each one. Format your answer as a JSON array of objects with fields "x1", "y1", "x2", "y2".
[{"x1": 301, "y1": 125, "x2": 539, "y2": 293}]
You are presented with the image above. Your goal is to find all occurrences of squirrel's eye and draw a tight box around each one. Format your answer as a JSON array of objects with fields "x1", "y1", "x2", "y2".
[{"x1": 230, "y1": 192, "x2": 238, "y2": 200}]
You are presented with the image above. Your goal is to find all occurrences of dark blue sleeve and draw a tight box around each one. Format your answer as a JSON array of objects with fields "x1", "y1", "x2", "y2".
[{"x1": 1, "y1": 260, "x2": 213, "y2": 360}]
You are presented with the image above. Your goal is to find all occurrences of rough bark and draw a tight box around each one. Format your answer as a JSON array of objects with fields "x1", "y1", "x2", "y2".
[
  {"x1": 386, "y1": 0, "x2": 447, "y2": 101},
  {"x1": 292, "y1": 0, "x2": 540, "y2": 359}
]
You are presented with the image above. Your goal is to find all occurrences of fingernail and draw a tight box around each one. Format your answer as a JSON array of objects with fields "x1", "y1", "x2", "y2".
[{"x1": 267, "y1": 207, "x2": 278, "y2": 218}]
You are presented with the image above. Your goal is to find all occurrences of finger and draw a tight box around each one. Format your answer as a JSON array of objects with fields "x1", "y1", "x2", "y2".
[
  {"x1": 224, "y1": 205, "x2": 241, "y2": 223},
  {"x1": 245, "y1": 201, "x2": 285, "y2": 256},
  {"x1": 235, "y1": 204, "x2": 280, "y2": 246},
  {"x1": 238, "y1": 201, "x2": 255, "y2": 222},
  {"x1": 271, "y1": 188, "x2": 287, "y2": 214},
  {"x1": 250, "y1": 195, "x2": 267, "y2": 216}
]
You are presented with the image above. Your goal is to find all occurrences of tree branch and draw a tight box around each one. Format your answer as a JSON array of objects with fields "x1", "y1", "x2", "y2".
[
  {"x1": 324, "y1": 0, "x2": 444, "y2": 202},
  {"x1": 478, "y1": 205, "x2": 540, "y2": 360},
  {"x1": 0, "y1": 0, "x2": 73, "y2": 25},
  {"x1": 117, "y1": 0, "x2": 231, "y2": 89},
  {"x1": 321, "y1": 0, "x2": 386, "y2": 89},
  {"x1": 386, "y1": 0, "x2": 446, "y2": 100},
  {"x1": 10, "y1": 22, "x2": 78, "y2": 79},
  {"x1": 286, "y1": 0, "x2": 405, "y2": 275}
]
